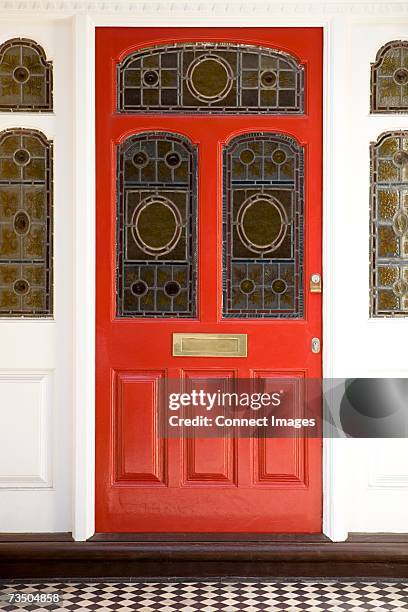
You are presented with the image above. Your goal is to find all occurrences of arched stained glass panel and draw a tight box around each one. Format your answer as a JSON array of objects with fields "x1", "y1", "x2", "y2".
[
  {"x1": 370, "y1": 131, "x2": 408, "y2": 317},
  {"x1": 0, "y1": 128, "x2": 53, "y2": 316},
  {"x1": 116, "y1": 132, "x2": 197, "y2": 318},
  {"x1": 118, "y1": 43, "x2": 304, "y2": 114},
  {"x1": 223, "y1": 132, "x2": 304, "y2": 318},
  {"x1": 0, "y1": 38, "x2": 53, "y2": 112},
  {"x1": 371, "y1": 40, "x2": 408, "y2": 113}
]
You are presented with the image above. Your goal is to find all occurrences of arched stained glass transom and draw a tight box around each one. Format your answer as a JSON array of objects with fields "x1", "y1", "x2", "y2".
[
  {"x1": 0, "y1": 128, "x2": 53, "y2": 316},
  {"x1": 370, "y1": 131, "x2": 408, "y2": 317},
  {"x1": 116, "y1": 131, "x2": 197, "y2": 318},
  {"x1": 117, "y1": 42, "x2": 304, "y2": 114},
  {"x1": 371, "y1": 40, "x2": 408, "y2": 113},
  {"x1": 222, "y1": 132, "x2": 304, "y2": 318},
  {"x1": 0, "y1": 38, "x2": 53, "y2": 112}
]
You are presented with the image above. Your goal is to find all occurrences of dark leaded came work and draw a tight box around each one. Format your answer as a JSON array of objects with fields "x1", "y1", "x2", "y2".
[
  {"x1": 117, "y1": 132, "x2": 197, "y2": 317},
  {"x1": 117, "y1": 43, "x2": 304, "y2": 114},
  {"x1": 0, "y1": 38, "x2": 53, "y2": 112},
  {"x1": 370, "y1": 131, "x2": 408, "y2": 317},
  {"x1": 371, "y1": 40, "x2": 408, "y2": 113},
  {"x1": 223, "y1": 133, "x2": 304, "y2": 318},
  {"x1": 0, "y1": 129, "x2": 53, "y2": 316}
]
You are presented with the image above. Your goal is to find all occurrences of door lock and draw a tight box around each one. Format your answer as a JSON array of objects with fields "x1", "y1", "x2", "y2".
[
  {"x1": 311, "y1": 337, "x2": 321, "y2": 354},
  {"x1": 310, "y1": 273, "x2": 322, "y2": 293}
]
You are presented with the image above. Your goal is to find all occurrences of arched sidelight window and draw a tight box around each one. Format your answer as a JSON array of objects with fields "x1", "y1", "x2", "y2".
[
  {"x1": 370, "y1": 131, "x2": 408, "y2": 317},
  {"x1": 117, "y1": 43, "x2": 304, "y2": 114},
  {"x1": 116, "y1": 132, "x2": 197, "y2": 318},
  {"x1": 0, "y1": 128, "x2": 53, "y2": 316},
  {"x1": 371, "y1": 40, "x2": 408, "y2": 113},
  {"x1": 0, "y1": 38, "x2": 53, "y2": 112},
  {"x1": 222, "y1": 132, "x2": 304, "y2": 318}
]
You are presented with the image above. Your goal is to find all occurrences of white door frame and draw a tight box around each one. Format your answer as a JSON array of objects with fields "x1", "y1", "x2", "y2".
[{"x1": 72, "y1": 8, "x2": 347, "y2": 542}]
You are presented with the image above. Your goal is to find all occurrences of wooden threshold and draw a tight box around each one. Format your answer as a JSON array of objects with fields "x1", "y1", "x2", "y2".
[{"x1": 0, "y1": 533, "x2": 407, "y2": 579}]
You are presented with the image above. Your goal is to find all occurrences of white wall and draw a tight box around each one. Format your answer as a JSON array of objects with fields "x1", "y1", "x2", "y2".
[
  {"x1": 0, "y1": 1, "x2": 407, "y2": 539},
  {"x1": 0, "y1": 19, "x2": 73, "y2": 532}
]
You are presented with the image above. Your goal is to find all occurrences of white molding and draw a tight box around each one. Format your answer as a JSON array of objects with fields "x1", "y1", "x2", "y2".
[
  {"x1": 369, "y1": 474, "x2": 408, "y2": 488},
  {"x1": 0, "y1": 370, "x2": 53, "y2": 489},
  {"x1": 321, "y1": 19, "x2": 348, "y2": 543},
  {"x1": 72, "y1": 13, "x2": 96, "y2": 541},
  {"x1": 1, "y1": 1, "x2": 408, "y2": 16}
]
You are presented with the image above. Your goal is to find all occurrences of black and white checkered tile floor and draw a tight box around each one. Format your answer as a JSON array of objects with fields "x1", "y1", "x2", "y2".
[{"x1": 1, "y1": 581, "x2": 408, "y2": 611}]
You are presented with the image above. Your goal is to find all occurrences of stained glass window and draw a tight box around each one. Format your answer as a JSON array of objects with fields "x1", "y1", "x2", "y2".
[
  {"x1": 116, "y1": 132, "x2": 197, "y2": 317},
  {"x1": 0, "y1": 129, "x2": 53, "y2": 316},
  {"x1": 118, "y1": 43, "x2": 304, "y2": 114},
  {"x1": 223, "y1": 133, "x2": 304, "y2": 318},
  {"x1": 370, "y1": 131, "x2": 408, "y2": 317},
  {"x1": 371, "y1": 40, "x2": 408, "y2": 113},
  {"x1": 0, "y1": 38, "x2": 53, "y2": 112}
]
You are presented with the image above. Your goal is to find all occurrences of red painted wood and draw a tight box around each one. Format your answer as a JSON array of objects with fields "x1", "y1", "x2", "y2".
[{"x1": 96, "y1": 27, "x2": 323, "y2": 532}]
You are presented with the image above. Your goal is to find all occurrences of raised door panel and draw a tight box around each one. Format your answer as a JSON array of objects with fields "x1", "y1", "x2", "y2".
[
  {"x1": 181, "y1": 370, "x2": 237, "y2": 486},
  {"x1": 114, "y1": 370, "x2": 167, "y2": 486}
]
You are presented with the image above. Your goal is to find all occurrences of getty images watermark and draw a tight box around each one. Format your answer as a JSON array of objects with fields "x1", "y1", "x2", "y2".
[
  {"x1": 168, "y1": 388, "x2": 316, "y2": 431},
  {"x1": 155, "y1": 378, "x2": 408, "y2": 438}
]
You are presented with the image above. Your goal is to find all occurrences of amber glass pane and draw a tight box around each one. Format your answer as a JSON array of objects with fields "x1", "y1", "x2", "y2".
[
  {"x1": 0, "y1": 38, "x2": 53, "y2": 112},
  {"x1": 117, "y1": 132, "x2": 197, "y2": 317},
  {"x1": 223, "y1": 133, "x2": 304, "y2": 318},
  {"x1": 0, "y1": 129, "x2": 53, "y2": 316},
  {"x1": 370, "y1": 131, "x2": 408, "y2": 316},
  {"x1": 118, "y1": 43, "x2": 304, "y2": 114},
  {"x1": 371, "y1": 40, "x2": 408, "y2": 113}
]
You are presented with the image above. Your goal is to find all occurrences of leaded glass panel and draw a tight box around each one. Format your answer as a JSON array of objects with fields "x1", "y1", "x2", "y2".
[
  {"x1": 370, "y1": 131, "x2": 408, "y2": 317},
  {"x1": 371, "y1": 40, "x2": 408, "y2": 113},
  {"x1": 0, "y1": 38, "x2": 53, "y2": 112},
  {"x1": 223, "y1": 133, "x2": 304, "y2": 318},
  {"x1": 0, "y1": 128, "x2": 53, "y2": 316},
  {"x1": 117, "y1": 132, "x2": 197, "y2": 317},
  {"x1": 118, "y1": 43, "x2": 304, "y2": 114}
]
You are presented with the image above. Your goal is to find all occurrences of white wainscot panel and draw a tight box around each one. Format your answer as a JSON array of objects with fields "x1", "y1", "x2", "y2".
[
  {"x1": 0, "y1": 371, "x2": 53, "y2": 488},
  {"x1": 369, "y1": 440, "x2": 408, "y2": 488}
]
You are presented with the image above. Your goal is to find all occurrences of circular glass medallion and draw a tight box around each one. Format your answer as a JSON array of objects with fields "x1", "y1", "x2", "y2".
[
  {"x1": 237, "y1": 193, "x2": 288, "y2": 254},
  {"x1": 187, "y1": 54, "x2": 233, "y2": 103},
  {"x1": 272, "y1": 149, "x2": 287, "y2": 165},
  {"x1": 240, "y1": 278, "x2": 255, "y2": 294},
  {"x1": 240, "y1": 149, "x2": 255, "y2": 165},
  {"x1": 272, "y1": 278, "x2": 287, "y2": 294},
  {"x1": 260, "y1": 70, "x2": 277, "y2": 88},
  {"x1": 132, "y1": 151, "x2": 148, "y2": 168},
  {"x1": 13, "y1": 210, "x2": 30, "y2": 235},
  {"x1": 164, "y1": 280, "x2": 181, "y2": 297},
  {"x1": 393, "y1": 211, "x2": 408, "y2": 235},
  {"x1": 165, "y1": 151, "x2": 181, "y2": 168},
  {"x1": 393, "y1": 279, "x2": 408, "y2": 296},
  {"x1": 13, "y1": 148, "x2": 30, "y2": 166},
  {"x1": 131, "y1": 195, "x2": 182, "y2": 257},
  {"x1": 393, "y1": 68, "x2": 408, "y2": 85},
  {"x1": 393, "y1": 150, "x2": 408, "y2": 167},
  {"x1": 13, "y1": 279, "x2": 30, "y2": 295},
  {"x1": 131, "y1": 280, "x2": 148, "y2": 296},
  {"x1": 13, "y1": 65, "x2": 30, "y2": 83},
  {"x1": 143, "y1": 70, "x2": 159, "y2": 87}
]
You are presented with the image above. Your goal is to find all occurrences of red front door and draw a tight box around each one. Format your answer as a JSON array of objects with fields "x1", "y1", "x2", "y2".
[{"x1": 96, "y1": 27, "x2": 323, "y2": 532}]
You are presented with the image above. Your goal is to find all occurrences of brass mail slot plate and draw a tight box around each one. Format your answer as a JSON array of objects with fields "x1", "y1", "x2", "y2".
[{"x1": 173, "y1": 333, "x2": 247, "y2": 357}]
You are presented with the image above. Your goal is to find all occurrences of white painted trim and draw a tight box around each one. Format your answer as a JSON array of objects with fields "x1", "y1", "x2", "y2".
[
  {"x1": 72, "y1": 14, "x2": 96, "y2": 541},
  {"x1": 321, "y1": 20, "x2": 348, "y2": 542},
  {"x1": 369, "y1": 474, "x2": 408, "y2": 488},
  {"x1": 1, "y1": 2, "x2": 408, "y2": 17},
  {"x1": 68, "y1": 14, "x2": 346, "y2": 542}
]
